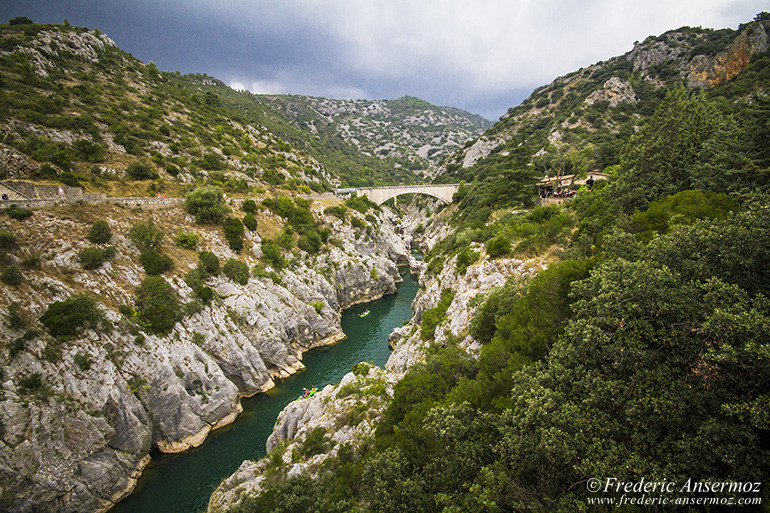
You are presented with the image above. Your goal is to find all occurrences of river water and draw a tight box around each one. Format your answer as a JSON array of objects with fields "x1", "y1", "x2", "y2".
[{"x1": 112, "y1": 267, "x2": 419, "y2": 513}]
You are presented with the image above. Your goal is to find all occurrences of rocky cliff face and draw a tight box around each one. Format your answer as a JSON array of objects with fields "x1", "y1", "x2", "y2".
[
  {"x1": 207, "y1": 225, "x2": 545, "y2": 512},
  {"x1": 437, "y1": 16, "x2": 769, "y2": 177},
  {"x1": 0, "y1": 200, "x2": 409, "y2": 513},
  {"x1": 257, "y1": 95, "x2": 491, "y2": 177}
]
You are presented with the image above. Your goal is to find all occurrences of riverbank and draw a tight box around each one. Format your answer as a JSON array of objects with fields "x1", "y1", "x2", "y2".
[
  {"x1": 112, "y1": 268, "x2": 419, "y2": 513},
  {"x1": 0, "y1": 197, "x2": 423, "y2": 513}
]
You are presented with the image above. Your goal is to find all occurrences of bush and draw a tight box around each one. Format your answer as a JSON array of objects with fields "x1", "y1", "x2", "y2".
[
  {"x1": 456, "y1": 247, "x2": 480, "y2": 275},
  {"x1": 324, "y1": 205, "x2": 348, "y2": 220},
  {"x1": 350, "y1": 216, "x2": 366, "y2": 229},
  {"x1": 242, "y1": 212, "x2": 258, "y2": 231},
  {"x1": 87, "y1": 220, "x2": 112, "y2": 244},
  {"x1": 297, "y1": 230, "x2": 322, "y2": 254},
  {"x1": 486, "y1": 235, "x2": 510, "y2": 258},
  {"x1": 135, "y1": 276, "x2": 179, "y2": 335},
  {"x1": 78, "y1": 246, "x2": 115, "y2": 269},
  {"x1": 6, "y1": 206, "x2": 33, "y2": 220},
  {"x1": 173, "y1": 230, "x2": 198, "y2": 249},
  {"x1": 1, "y1": 264, "x2": 22, "y2": 285},
  {"x1": 0, "y1": 230, "x2": 16, "y2": 249},
  {"x1": 40, "y1": 294, "x2": 105, "y2": 339},
  {"x1": 261, "y1": 240, "x2": 285, "y2": 269},
  {"x1": 198, "y1": 251, "x2": 220, "y2": 275},
  {"x1": 242, "y1": 198, "x2": 258, "y2": 214},
  {"x1": 223, "y1": 217, "x2": 244, "y2": 252},
  {"x1": 7, "y1": 302, "x2": 25, "y2": 330},
  {"x1": 126, "y1": 160, "x2": 157, "y2": 180},
  {"x1": 184, "y1": 186, "x2": 228, "y2": 224},
  {"x1": 297, "y1": 427, "x2": 332, "y2": 458},
  {"x1": 196, "y1": 286, "x2": 214, "y2": 303},
  {"x1": 18, "y1": 373, "x2": 44, "y2": 394},
  {"x1": 140, "y1": 249, "x2": 174, "y2": 275},
  {"x1": 74, "y1": 351, "x2": 92, "y2": 371},
  {"x1": 129, "y1": 218, "x2": 164, "y2": 251},
  {"x1": 344, "y1": 195, "x2": 377, "y2": 214},
  {"x1": 420, "y1": 289, "x2": 455, "y2": 340},
  {"x1": 60, "y1": 172, "x2": 82, "y2": 188},
  {"x1": 223, "y1": 258, "x2": 249, "y2": 285}
]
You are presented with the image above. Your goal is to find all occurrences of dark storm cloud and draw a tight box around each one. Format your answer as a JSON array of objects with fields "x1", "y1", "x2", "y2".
[{"x1": 0, "y1": 0, "x2": 766, "y2": 120}]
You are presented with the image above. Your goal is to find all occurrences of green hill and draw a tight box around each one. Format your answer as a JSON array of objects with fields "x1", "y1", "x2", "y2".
[{"x1": 0, "y1": 19, "x2": 487, "y2": 193}]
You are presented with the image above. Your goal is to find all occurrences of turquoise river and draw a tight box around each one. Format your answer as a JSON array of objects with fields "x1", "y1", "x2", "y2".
[{"x1": 112, "y1": 266, "x2": 419, "y2": 513}]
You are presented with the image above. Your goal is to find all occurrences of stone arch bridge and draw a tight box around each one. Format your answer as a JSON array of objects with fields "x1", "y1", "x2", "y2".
[{"x1": 345, "y1": 184, "x2": 460, "y2": 205}]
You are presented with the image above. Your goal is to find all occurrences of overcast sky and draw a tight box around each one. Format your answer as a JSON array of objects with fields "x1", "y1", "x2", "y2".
[{"x1": 1, "y1": 1, "x2": 765, "y2": 120}]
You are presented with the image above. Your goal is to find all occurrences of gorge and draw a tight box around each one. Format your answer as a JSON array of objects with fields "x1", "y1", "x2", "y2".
[{"x1": 1, "y1": 12, "x2": 769, "y2": 513}]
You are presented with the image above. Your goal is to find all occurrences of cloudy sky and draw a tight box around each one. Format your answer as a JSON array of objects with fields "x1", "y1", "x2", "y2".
[{"x1": 1, "y1": 1, "x2": 765, "y2": 119}]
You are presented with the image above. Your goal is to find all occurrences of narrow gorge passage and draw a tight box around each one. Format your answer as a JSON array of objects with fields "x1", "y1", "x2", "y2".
[{"x1": 111, "y1": 267, "x2": 420, "y2": 513}]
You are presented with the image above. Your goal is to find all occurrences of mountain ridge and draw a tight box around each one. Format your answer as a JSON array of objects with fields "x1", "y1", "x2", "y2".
[{"x1": 436, "y1": 13, "x2": 770, "y2": 181}]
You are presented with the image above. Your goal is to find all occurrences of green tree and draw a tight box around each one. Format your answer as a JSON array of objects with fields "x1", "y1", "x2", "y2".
[
  {"x1": 242, "y1": 212, "x2": 258, "y2": 231},
  {"x1": 87, "y1": 220, "x2": 112, "y2": 244},
  {"x1": 223, "y1": 217, "x2": 245, "y2": 252},
  {"x1": 184, "y1": 186, "x2": 228, "y2": 224},
  {"x1": 126, "y1": 160, "x2": 157, "y2": 180},
  {"x1": 242, "y1": 198, "x2": 258, "y2": 214},
  {"x1": 135, "y1": 276, "x2": 180, "y2": 335},
  {"x1": 40, "y1": 294, "x2": 105, "y2": 339},
  {"x1": 198, "y1": 251, "x2": 220, "y2": 275},
  {"x1": 139, "y1": 249, "x2": 174, "y2": 275},
  {"x1": 485, "y1": 235, "x2": 509, "y2": 258},
  {"x1": 223, "y1": 258, "x2": 249, "y2": 285}
]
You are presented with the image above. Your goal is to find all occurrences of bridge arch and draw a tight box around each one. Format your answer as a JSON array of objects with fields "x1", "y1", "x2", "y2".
[{"x1": 355, "y1": 184, "x2": 460, "y2": 206}]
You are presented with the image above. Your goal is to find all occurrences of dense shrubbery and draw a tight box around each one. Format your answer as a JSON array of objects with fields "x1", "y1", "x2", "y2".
[
  {"x1": 135, "y1": 276, "x2": 179, "y2": 335},
  {"x1": 129, "y1": 218, "x2": 164, "y2": 251},
  {"x1": 419, "y1": 289, "x2": 454, "y2": 340},
  {"x1": 78, "y1": 246, "x2": 116, "y2": 269},
  {"x1": 139, "y1": 249, "x2": 174, "y2": 275},
  {"x1": 485, "y1": 234, "x2": 509, "y2": 258},
  {"x1": 39, "y1": 294, "x2": 105, "y2": 339},
  {"x1": 454, "y1": 246, "x2": 479, "y2": 275},
  {"x1": 324, "y1": 204, "x2": 347, "y2": 220},
  {"x1": 173, "y1": 230, "x2": 198, "y2": 249},
  {"x1": 260, "y1": 240, "x2": 285, "y2": 269},
  {"x1": 126, "y1": 160, "x2": 157, "y2": 180},
  {"x1": 222, "y1": 258, "x2": 249, "y2": 285},
  {"x1": 1, "y1": 264, "x2": 22, "y2": 285},
  {"x1": 86, "y1": 220, "x2": 112, "y2": 244},
  {"x1": 343, "y1": 195, "x2": 378, "y2": 214},
  {"x1": 242, "y1": 212, "x2": 258, "y2": 231},
  {"x1": 0, "y1": 230, "x2": 16, "y2": 249},
  {"x1": 223, "y1": 217, "x2": 244, "y2": 252},
  {"x1": 5, "y1": 205, "x2": 33, "y2": 220},
  {"x1": 184, "y1": 186, "x2": 229, "y2": 224},
  {"x1": 241, "y1": 198, "x2": 258, "y2": 214},
  {"x1": 198, "y1": 251, "x2": 220, "y2": 275}
]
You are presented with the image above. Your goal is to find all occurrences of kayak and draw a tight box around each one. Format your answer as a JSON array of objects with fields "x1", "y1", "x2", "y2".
[
  {"x1": 359, "y1": 310, "x2": 370, "y2": 317},
  {"x1": 299, "y1": 387, "x2": 317, "y2": 400}
]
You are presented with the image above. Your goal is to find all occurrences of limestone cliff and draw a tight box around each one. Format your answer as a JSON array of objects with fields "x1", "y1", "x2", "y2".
[
  {"x1": 436, "y1": 15, "x2": 769, "y2": 179},
  {"x1": 207, "y1": 222, "x2": 544, "y2": 512},
  {"x1": 0, "y1": 200, "x2": 408, "y2": 513}
]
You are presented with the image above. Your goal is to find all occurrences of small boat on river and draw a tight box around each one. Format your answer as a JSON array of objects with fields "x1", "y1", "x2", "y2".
[
  {"x1": 359, "y1": 310, "x2": 370, "y2": 318},
  {"x1": 299, "y1": 387, "x2": 317, "y2": 400}
]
